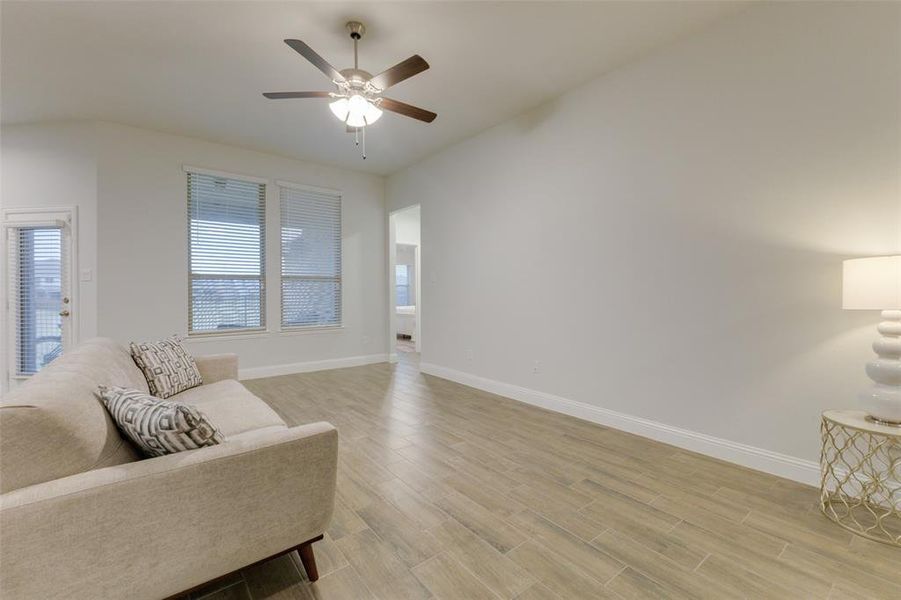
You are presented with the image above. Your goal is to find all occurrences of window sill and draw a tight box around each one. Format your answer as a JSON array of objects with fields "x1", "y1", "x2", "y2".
[
  {"x1": 279, "y1": 325, "x2": 344, "y2": 336},
  {"x1": 184, "y1": 325, "x2": 344, "y2": 342},
  {"x1": 186, "y1": 329, "x2": 269, "y2": 342}
]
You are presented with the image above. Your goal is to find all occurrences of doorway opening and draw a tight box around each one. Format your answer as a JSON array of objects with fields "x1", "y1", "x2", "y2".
[{"x1": 388, "y1": 205, "x2": 420, "y2": 360}]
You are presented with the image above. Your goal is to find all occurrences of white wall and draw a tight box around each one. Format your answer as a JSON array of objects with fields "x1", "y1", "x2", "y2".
[
  {"x1": 395, "y1": 205, "x2": 421, "y2": 246},
  {"x1": 1, "y1": 122, "x2": 100, "y2": 384},
  {"x1": 2, "y1": 121, "x2": 387, "y2": 376},
  {"x1": 94, "y1": 123, "x2": 387, "y2": 372},
  {"x1": 388, "y1": 2, "x2": 901, "y2": 477}
]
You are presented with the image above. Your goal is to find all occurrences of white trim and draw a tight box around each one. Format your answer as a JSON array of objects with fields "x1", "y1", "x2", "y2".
[
  {"x1": 275, "y1": 180, "x2": 342, "y2": 196},
  {"x1": 3, "y1": 219, "x2": 68, "y2": 229},
  {"x1": 182, "y1": 164, "x2": 269, "y2": 185},
  {"x1": 279, "y1": 325, "x2": 345, "y2": 336},
  {"x1": 419, "y1": 362, "x2": 820, "y2": 486},
  {"x1": 2, "y1": 206, "x2": 74, "y2": 219},
  {"x1": 239, "y1": 353, "x2": 388, "y2": 380},
  {"x1": 186, "y1": 328, "x2": 268, "y2": 341},
  {"x1": 389, "y1": 353, "x2": 399, "y2": 364}
]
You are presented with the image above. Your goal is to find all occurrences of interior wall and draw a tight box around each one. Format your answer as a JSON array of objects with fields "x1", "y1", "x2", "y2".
[
  {"x1": 1, "y1": 122, "x2": 100, "y2": 385},
  {"x1": 94, "y1": 122, "x2": 387, "y2": 371},
  {"x1": 2, "y1": 121, "x2": 388, "y2": 375},
  {"x1": 387, "y1": 2, "x2": 901, "y2": 469}
]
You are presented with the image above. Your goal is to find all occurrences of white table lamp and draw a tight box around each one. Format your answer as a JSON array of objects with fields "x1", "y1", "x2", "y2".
[{"x1": 843, "y1": 255, "x2": 901, "y2": 424}]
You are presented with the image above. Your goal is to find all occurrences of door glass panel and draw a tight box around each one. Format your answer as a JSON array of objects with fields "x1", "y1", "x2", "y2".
[{"x1": 16, "y1": 227, "x2": 63, "y2": 375}]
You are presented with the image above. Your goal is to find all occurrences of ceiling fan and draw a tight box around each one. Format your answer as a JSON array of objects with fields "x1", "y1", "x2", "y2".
[{"x1": 263, "y1": 21, "x2": 437, "y2": 158}]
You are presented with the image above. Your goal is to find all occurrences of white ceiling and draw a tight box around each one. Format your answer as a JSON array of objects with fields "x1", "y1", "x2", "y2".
[{"x1": 1, "y1": 1, "x2": 747, "y2": 175}]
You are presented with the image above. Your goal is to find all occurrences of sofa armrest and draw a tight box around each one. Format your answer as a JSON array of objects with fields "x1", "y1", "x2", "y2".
[
  {"x1": 195, "y1": 353, "x2": 239, "y2": 383},
  {"x1": 0, "y1": 422, "x2": 337, "y2": 600}
]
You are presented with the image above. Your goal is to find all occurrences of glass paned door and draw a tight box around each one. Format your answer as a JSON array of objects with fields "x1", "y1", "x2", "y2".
[{"x1": 12, "y1": 226, "x2": 69, "y2": 375}]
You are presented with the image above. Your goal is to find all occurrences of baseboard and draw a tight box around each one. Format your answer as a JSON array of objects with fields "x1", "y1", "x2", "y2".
[
  {"x1": 239, "y1": 353, "x2": 389, "y2": 380},
  {"x1": 389, "y1": 353, "x2": 399, "y2": 364},
  {"x1": 420, "y1": 362, "x2": 820, "y2": 486}
]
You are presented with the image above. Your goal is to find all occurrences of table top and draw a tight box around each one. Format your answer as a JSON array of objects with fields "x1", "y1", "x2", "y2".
[{"x1": 823, "y1": 410, "x2": 901, "y2": 437}]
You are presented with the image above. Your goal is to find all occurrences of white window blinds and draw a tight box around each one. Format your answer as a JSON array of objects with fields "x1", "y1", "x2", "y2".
[
  {"x1": 280, "y1": 185, "x2": 342, "y2": 328},
  {"x1": 8, "y1": 226, "x2": 66, "y2": 374},
  {"x1": 188, "y1": 171, "x2": 265, "y2": 333}
]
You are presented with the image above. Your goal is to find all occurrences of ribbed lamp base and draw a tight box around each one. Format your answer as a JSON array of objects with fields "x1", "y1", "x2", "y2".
[{"x1": 861, "y1": 310, "x2": 901, "y2": 424}]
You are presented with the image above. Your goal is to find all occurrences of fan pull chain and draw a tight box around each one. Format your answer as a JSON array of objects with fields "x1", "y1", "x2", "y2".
[{"x1": 362, "y1": 126, "x2": 366, "y2": 160}]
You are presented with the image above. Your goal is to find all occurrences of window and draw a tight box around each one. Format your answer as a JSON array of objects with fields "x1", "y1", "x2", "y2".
[
  {"x1": 280, "y1": 184, "x2": 341, "y2": 328},
  {"x1": 4, "y1": 207, "x2": 75, "y2": 384},
  {"x1": 396, "y1": 264, "x2": 412, "y2": 306},
  {"x1": 188, "y1": 171, "x2": 265, "y2": 334},
  {"x1": 9, "y1": 227, "x2": 66, "y2": 374}
]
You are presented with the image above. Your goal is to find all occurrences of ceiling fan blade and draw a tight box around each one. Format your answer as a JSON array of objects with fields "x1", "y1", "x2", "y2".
[
  {"x1": 263, "y1": 91, "x2": 332, "y2": 99},
  {"x1": 284, "y1": 39, "x2": 346, "y2": 83},
  {"x1": 369, "y1": 55, "x2": 429, "y2": 91},
  {"x1": 379, "y1": 97, "x2": 437, "y2": 123}
]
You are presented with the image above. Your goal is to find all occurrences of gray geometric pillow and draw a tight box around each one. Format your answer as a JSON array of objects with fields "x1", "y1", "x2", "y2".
[
  {"x1": 97, "y1": 386, "x2": 225, "y2": 457},
  {"x1": 130, "y1": 336, "x2": 202, "y2": 398}
]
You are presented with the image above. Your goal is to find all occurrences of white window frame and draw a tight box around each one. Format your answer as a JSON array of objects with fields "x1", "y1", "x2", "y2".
[
  {"x1": 2, "y1": 207, "x2": 78, "y2": 387},
  {"x1": 277, "y1": 180, "x2": 344, "y2": 332},
  {"x1": 184, "y1": 165, "x2": 268, "y2": 337}
]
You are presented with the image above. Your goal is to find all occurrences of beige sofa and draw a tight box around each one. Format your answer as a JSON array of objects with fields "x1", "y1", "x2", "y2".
[{"x1": 0, "y1": 338, "x2": 338, "y2": 600}]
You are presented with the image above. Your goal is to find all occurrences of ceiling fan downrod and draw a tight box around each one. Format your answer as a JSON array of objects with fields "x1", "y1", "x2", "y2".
[
  {"x1": 347, "y1": 21, "x2": 364, "y2": 70},
  {"x1": 349, "y1": 22, "x2": 366, "y2": 160}
]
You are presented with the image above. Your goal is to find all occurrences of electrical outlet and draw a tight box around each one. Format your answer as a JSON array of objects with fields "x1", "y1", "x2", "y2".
[
  {"x1": 465, "y1": 348, "x2": 474, "y2": 361},
  {"x1": 532, "y1": 360, "x2": 541, "y2": 374}
]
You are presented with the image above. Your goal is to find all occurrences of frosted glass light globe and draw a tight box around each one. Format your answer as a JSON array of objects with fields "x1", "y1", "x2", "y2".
[
  {"x1": 329, "y1": 98, "x2": 350, "y2": 121},
  {"x1": 347, "y1": 94, "x2": 368, "y2": 116},
  {"x1": 364, "y1": 102, "x2": 383, "y2": 124}
]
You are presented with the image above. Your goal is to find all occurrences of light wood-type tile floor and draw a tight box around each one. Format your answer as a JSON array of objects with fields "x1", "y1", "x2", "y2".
[{"x1": 184, "y1": 352, "x2": 900, "y2": 600}]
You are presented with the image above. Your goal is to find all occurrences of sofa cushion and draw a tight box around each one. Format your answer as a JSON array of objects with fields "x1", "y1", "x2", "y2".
[
  {"x1": 98, "y1": 386, "x2": 225, "y2": 457},
  {"x1": 130, "y1": 336, "x2": 203, "y2": 399},
  {"x1": 0, "y1": 338, "x2": 145, "y2": 493},
  {"x1": 176, "y1": 380, "x2": 286, "y2": 437}
]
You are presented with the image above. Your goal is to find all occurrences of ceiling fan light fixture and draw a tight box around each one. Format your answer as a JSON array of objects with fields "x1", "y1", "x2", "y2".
[
  {"x1": 345, "y1": 94, "x2": 368, "y2": 127},
  {"x1": 335, "y1": 94, "x2": 382, "y2": 128},
  {"x1": 364, "y1": 101, "x2": 383, "y2": 125},
  {"x1": 264, "y1": 22, "x2": 435, "y2": 158},
  {"x1": 329, "y1": 97, "x2": 350, "y2": 121}
]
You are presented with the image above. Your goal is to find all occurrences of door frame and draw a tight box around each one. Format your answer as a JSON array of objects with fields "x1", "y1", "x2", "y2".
[{"x1": 2, "y1": 206, "x2": 78, "y2": 389}]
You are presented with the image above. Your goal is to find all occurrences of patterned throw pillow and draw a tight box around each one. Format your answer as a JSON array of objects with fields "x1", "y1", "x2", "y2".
[
  {"x1": 130, "y1": 336, "x2": 203, "y2": 398},
  {"x1": 97, "y1": 386, "x2": 224, "y2": 457}
]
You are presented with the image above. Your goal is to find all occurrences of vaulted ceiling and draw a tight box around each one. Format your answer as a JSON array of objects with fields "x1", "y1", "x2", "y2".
[{"x1": 1, "y1": 1, "x2": 747, "y2": 174}]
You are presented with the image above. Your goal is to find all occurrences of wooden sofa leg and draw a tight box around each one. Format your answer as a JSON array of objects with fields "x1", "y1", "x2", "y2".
[{"x1": 297, "y1": 534, "x2": 324, "y2": 582}]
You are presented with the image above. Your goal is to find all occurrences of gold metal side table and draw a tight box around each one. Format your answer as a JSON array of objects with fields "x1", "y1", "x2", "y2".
[{"x1": 820, "y1": 410, "x2": 901, "y2": 546}]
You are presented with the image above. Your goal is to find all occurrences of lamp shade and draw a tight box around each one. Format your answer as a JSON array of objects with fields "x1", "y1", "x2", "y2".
[{"x1": 842, "y1": 255, "x2": 901, "y2": 310}]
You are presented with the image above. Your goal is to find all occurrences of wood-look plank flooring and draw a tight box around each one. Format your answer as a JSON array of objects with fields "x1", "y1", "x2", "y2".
[{"x1": 186, "y1": 353, "x2": 900, "y2": 600}]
